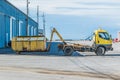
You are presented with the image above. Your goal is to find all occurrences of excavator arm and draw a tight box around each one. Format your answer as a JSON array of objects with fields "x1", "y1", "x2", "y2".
[{"x1": 47, "y1": 28, "x2": 66, "y2": 51}]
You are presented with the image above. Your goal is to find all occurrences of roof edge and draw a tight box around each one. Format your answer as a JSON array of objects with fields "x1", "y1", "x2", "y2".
[{"x1": 5, "y1": 0, "x2": 38, "y2": 24}]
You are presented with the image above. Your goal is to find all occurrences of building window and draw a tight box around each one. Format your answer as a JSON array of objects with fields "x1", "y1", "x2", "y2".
[
  {"x1": 31, "y1": 26, "x2": 34, "y2": 36},
  {"x1": 34, "y1": 27, "x2": 37, "y2": 36},
  {"x1": 19, "y1": 20, "x2": 23, "y2": 36},
  {"x1": 10, "y1": 16, "x2": 16, "y2": 40},
  {"x1": 28, "y1": 25, "x2": 30, "y2": 36}
]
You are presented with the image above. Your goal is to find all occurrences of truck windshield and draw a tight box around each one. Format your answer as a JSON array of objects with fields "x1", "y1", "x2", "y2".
[{"x1": 99, "y1": 32, "x2": 110, "y2": 40}]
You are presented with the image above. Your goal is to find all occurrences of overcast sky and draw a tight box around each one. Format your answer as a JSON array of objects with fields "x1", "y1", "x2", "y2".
[{"x1": 8, "y1": 0, "x2": 120, "y2": 39}]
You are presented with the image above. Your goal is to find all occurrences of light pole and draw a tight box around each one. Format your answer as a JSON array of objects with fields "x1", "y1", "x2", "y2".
[
  {"x1": 26, "y1": 0, "x2": 30, "y2": 36},
  {"x1": 42, "y1": 13, "x2": 46, "y2": 37},
  {"x1": 37, "y1": 5, "x2": 39, "y2": 36}
]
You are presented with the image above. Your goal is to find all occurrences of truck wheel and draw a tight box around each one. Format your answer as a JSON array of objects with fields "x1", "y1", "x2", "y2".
[
  {"x1": 16, "y1": 52, "x2": 21, "y2": 55},
  {"x1": 95, "y1": 47, "x2": 105, "y2": 56},
  {"x1": 64, "y1": 47, "x2": 73, "y2": 56}
]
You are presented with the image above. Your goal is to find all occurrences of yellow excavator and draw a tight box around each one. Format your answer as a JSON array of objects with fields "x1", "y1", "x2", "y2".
[{"x1": 12, "y1": 28, "x2": 113, "y2": 56}]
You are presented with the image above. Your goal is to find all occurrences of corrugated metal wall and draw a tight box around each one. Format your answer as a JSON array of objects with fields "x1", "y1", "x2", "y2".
[
  {"x1": 0, "y1": 0, "x2": 38, "y2": 48},
  {"x1": 0, "y1": 14, "x2": 5, "y2": 48}
]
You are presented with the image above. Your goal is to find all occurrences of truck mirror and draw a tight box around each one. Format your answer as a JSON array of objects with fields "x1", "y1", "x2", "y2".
[{"x1": 110, "y1": 35, "x2": 112, "y2": 39}]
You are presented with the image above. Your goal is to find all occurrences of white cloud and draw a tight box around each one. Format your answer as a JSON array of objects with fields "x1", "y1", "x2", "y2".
[
  {"x1": 116, "y1": 23, "x2": 120, "y2": 26},
  {"x1": 7, "y1": 0, "x2": 120, "y2": 39},
  {"x1": 7, "y1": 0, "x2": 120, "y2": 16}
]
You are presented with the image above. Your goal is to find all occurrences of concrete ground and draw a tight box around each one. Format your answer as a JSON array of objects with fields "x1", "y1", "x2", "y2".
[{"x1": 0, "y1": 42, "x2": 120, "y2": 80}]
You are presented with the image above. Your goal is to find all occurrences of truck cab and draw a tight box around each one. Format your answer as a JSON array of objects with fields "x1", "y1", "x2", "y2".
[{"x1": 93, "y1": 28, "x2": 113, "y2": 55}]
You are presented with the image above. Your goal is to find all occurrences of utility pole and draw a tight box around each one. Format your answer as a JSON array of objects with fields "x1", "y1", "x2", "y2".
[
  {"x1": 37, "y1": 6, "x2": 39, "y2": 36},
  {"x1": 42, "y1": 13, "x2": 46, "y2": 37},
  {"x1": 26, "y1": 0, "x2": 29, "y2": 36}
]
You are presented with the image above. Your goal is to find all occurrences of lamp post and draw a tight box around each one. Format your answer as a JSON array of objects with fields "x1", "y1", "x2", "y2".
[
  {"x1": 42, "y1": 13, "x2": 46, "y2": 37},
  {"x1": 26, "y1": 0, "x2": 30, "y2": 36},
  {"x1": 37, "y1": 6, "x2": 39, "y2": 36}
]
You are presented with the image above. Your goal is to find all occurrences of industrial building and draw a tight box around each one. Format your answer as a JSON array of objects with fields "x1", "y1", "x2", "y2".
[{"x1": 0, "y1": 0, "x2": 38, "y2": 48}]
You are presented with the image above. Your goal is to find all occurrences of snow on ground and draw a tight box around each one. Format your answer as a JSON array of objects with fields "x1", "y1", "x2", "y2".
[{"x1": 112, "y1": 42, "x2": 120, "y2": 53}]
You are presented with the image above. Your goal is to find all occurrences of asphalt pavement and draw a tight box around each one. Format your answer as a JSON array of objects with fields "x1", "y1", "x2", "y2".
[{"x1": 0, "y1": 42, "x2": 120, "y2": 80}]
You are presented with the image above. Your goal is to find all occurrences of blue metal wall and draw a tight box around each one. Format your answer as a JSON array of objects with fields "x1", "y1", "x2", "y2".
[{"x1": 0, "y1": 0, "x2": 38, "y2": 48}]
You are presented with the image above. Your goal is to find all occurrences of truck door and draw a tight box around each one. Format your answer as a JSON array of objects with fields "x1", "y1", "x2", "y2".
[{"x1": 96, "y1": 32, "x2": 112, "y2": 45}]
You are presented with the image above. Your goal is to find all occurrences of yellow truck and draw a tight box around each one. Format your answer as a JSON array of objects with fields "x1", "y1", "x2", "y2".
[
  {"x1": 57, "y1": 28, "x2": 113, "y2": 56},
  {"x1": 12, "y1": 28, "x2": 113, "y2": 56}
]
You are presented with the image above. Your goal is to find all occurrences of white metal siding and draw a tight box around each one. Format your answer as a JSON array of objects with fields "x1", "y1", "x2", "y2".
[
  {"x1": 34, "y1": 27, "x2": 37, "y2": 36},
  {"x1": 10, "y1": 16, "x2": 15, "y2": 40},
  {"x1": 19, "y1": 20, "x2": 23, "y2": 36},
  {"x1": 31, "y1": 26, "x2": 34, "y2": 36}
]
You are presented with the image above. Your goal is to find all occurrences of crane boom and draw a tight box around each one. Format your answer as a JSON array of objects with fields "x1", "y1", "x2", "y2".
[{"x1": 47, "y1": 28, "x2": 66, "y2": 51}]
